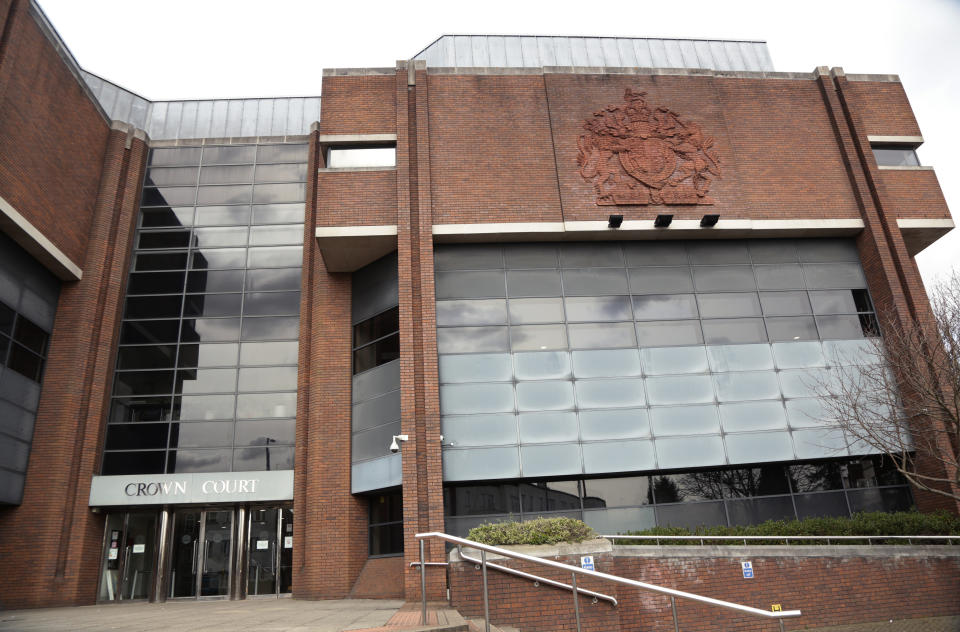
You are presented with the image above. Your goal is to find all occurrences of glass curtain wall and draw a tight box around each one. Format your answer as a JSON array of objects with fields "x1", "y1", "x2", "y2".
[
  {"x1": 102, "y1": 143, "x2": 308, "y2": 475},
  {"x1": 435, "y1": 239, "x2": 882, "y2": 483}
]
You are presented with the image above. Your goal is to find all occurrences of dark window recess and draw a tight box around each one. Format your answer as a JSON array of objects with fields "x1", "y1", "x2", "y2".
[
  {"x1": 871, "y1": 145, "x2": 920, "y2": 167},
  {"x1": 0, "y1": 304, "x2": 51, "y2": 383},
  {"x1": 368, "y1": 491, "x2": 403, "y2": 556},
  {"x1": 353, "y1": 307, "x2": 400, "y2": 374},
  {"x1": 0, "y1": 303, "x2": 15, "y2": 335}
]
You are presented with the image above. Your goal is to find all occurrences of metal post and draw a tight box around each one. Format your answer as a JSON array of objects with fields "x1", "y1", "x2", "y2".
[
  {"x1": 779, "y1": 619, "x2": 785, "y2": 632},
  {"x1": 481, "y1": 550, "x2": 491, "y2": 632},
  {"x1": 571, "y1": 572, "x2": 582, "y2": 632},
  {"x1": 420, "y1": 539, "x2": 427, "y2": 625},
  {"x1": 671, "y1": 595, "x2": 679, "y2": 632}
]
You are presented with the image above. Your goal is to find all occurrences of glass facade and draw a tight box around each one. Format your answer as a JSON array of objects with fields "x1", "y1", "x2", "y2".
[
  {"x1": 444, "y1": 455, "x2": 912, "y2": 536},
  {"x1": 102, "y1": 143, "x2": 308, "y2": 475},
  {"x1": 435, "y1": 239, "x2": 881, "y2": 482}
]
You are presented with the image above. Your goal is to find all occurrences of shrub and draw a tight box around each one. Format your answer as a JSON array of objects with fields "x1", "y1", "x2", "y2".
[
  {"x1": 467, "y1": 517, "x2": 595, "y2": 546},
  {"x1": 611, "y1": 510, "x2": 960, "y2": 545}
]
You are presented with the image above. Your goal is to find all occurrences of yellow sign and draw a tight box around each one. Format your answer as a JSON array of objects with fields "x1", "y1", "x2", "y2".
[{"x1": 771, "y1": 604, "x2": 782, "y2": 612}]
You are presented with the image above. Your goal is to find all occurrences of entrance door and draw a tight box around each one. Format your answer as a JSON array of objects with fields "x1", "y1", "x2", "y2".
[
  {"x1": 98, "y1": 512, "x2": 158, "y2": 602},
  {"x1": 169, "y1": 509, "x2": 234, "y2": 599},
  {"x1": 246, "y1": 506, "x2": 293, "y2": 596}
]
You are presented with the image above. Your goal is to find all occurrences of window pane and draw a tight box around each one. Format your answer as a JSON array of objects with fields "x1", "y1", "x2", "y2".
[
  {"x1": 719, "y1": 401, "x2": 787, "y2": 432},
  {"x1": 201, "y1": 145, "x2": 256, "y2": 164},
  {"x1": 435, "y1": 245, "x2": 503, "y2": 270},
  {"x1": 327, "y1": 146, "x2": 396, "y2": 168},
  {"x1": 128, "y1": 271, "x2": 186, "y2": 294},
  {"x1": 754, "y1": 264, "x2": 805, "y2": 290},
  {"x1": 437, "y1": 271, "x2": 506, "y2": 299},
  {"x1": 443, "y1": 414, "x2": 518, "y2": 447},
  {"x1": 247, "y1": 247, "x2": 302, "y2": 268},
  {"x1": 256, "y1": 144, "x2": 308, "y2": 164},
  {"x1": 514, "y1": 351, "x2": 571, "y2": 380},
  {"x1": 168, "y1": 448, "x2": 232, "y2": 473},
  {"x1": 629, "y1": 267, "x2": 694, "y2": 294},
  {"x1": 802, "y1": 263, "x2": 866, "y2": 289},
  {"x1": 576, "y1": 378, "x2": 646, "y2": 409},
  {"x1": 582, "y1": 477, "x2": 652, "y2": 508},
  {"x1": 646, "y1": 376, "x2": 714, "y2": 406},
  {"x1": 126, "y1": 295, "x2": 183, "y2": 319},
  {"x1": 138, "y1": 230, "x2": 191, "y2": 249},
  {"x1": 437, "y1": 327, "x2": 509, "y2": 354},
  {"x1": 440, "y1": 384, "x2": 515, "y2": 415},
  {"x1": 766, "y1": 316, "x2": 818, "y2": 342},
  {"x1": 816, "y1": 315, "x2": 865, "y2": 339},
  {"x1": 195, "y1": 205, "x2": 251, "y2": 226},
  {"x1": 508, "y1": 297, "x2": 564, "y2": 324},
  {"x1": 102, "y1": 451, "x2": 166, "y2": 475},
  {"x1": 872, "y1": 146, "x2": 920, "y2": 167},
  {"x1": 688, "y1": 241, "x2": 749, "y2": 264},
  {"x1": 636, "y1": 321, "x2": 703, "y2": 347},
  {"x1": 239, "y1": 341, "x2": 299, "y2": 366},
  {"x1": 114, "y1": 370, "x2": 174, "y2": 396},
  {"x1": 772, "y1": 341, "x2": 825, "y2": 369},
  {"x1": 134, "y1": 252, "x2": 188, "y2": 271},
  {"x1": 582, "y1": 439, "x2": 656, "y2": 475},
  {"x1": 790, "y1": 462, "x2": 844, "y2": 492},
  {"x1": 505, "y1": 270, "x2": 560, "y2": 297},
  {"x1": 105, "y1": 423, "x2": 169, "y2": 450},
  {"x1": 149, "y1": 146, "x2": 201, "y2": 166},
  {"x1": 726, "y1": 496, "x2": 795, "y2": 526},
  {"x1": 702, "y1": 318, "x2": 766, "y2": 344},
  {"x1": 504, "y1": 244, "x2": 558, "y2": 268},
  {"x1": 179, "y1": 394, "x2": 236, "y2": 420},
  {"x1": 748, "y1": 240, "x2": 798, "y2": 264},
  {"x1": 797, "y1": 239, "x2": 860, "y2": 263},
  {"x1": 697, "y1": 293, "x2": 761, "y2": 318},
  {"x1": 353, "y1": 336, "x2": 400, "y2": 373},
  {"x1": 641, "y1": 346, "x2": 708, "y2": 375},
  {"x1": 249, "y1": 225, "x2": 303, "y2": 246},
  {"x1": 567, "y1": 322, "x2": 635, "y2": 349},
  {"x1": 235, "y1": 419, "x2": 296, "y2": 446},
  {"x1": 794, "y1": 491, "x2": 849, "y2": 519},
  {"x1": 436, "y1": 299, "x2": 507, "y2": 326},
  {"x1": 199, "y1": 164, "x2": 254, "y2": 184},
  {"x1": 564, "y1": 296, "x2": 631, "y2": 322},
  {"x1": 176, "y1": 368, "x2": 237, "y2": 394},
  {"x1": 253, "y1": 183, "x2": 306, "y2": 204},
  {"x1": 169, "y1": 422, "x2": 235, "y2": 449},
  {"x1": 243, "y1": 292, "x2": 301, "y2": 316},
  {"x1": 571, "y1": 349, "x2": 642, "y2": 378},
  {"x1": 725, "y1": 432, "x2": 794, "y2": 464},
  {"x1": 439, "y1": 353, "x2": 512, "y2": 383},
  {"x1": 516, "y1": 382, "x2": 575, "y2": 411},
  {"x1": 562, "y1": 269, "x2": 628, "y2": 296},
  {"x1": 181, "y1": 318, "x2": 241, "y2": 343},
  {"x1": 142, "y1": 187, "x2": 195, "y2": 207},
  {"x1": 650, "y1": 404, "x2": 720, "y2": 436},
  {"x1": 110, "y1": 396, "x2": 176, "y2": 423},
  {"x1": 141, "y1": 207, "x2": 194, "y2": 228},
  {"x1": 236, "y1": 392, "x2": 296, "y2": 418},
  {"x1": 238, "y1": 367, "x2": 298, "y2": 391},
  {"x1": 191, "y1": 248, "x2": 246, "y2": 270},
  {"x1": 121, "y1": 320, "x2": 181, "y2": 344},
  {"x1": 632, "y1": 294, "x2": 698, "y2": 320},
  {"x1": 7, "y1": 346, "x2": 43, "y2": 381},
  {"x1": 560, "y1": 243, "x2": 623, "y2": 268},
  {"x1": 178, "y1": 343, "x2": 239, "y2": 368},
  {"x1": 656, "y1": 435, "x2": 725, "y2": 469},
  {"x1": 254, "y1": 163, "x2": 308, "y2": 183},
  {"x1": 706, "y1": 344, "x2": 774, "y2": 372},
  {"x1": 692, "y1": 266, "x2": 756, "y2": 291},
  {"x1": 196, "y1": 185, "x2": 251, "y2": 205},
  {"x1": 118, "y1": 345, "x2": 178, "y2": 370},
  {"x1": 246, "y1": 268, "x2": 301, "y2": 291},
  {"x1": 714, "y1": 372, "x2": 781, "y2": 402},
  {"x1": 760, "y1": 291, "x2": 811, "y2": 316},
  {"x1": 579, "y1": 408, "x2": 649, "y2": 440},
  {"x1": 252, "y1": 203, "x2": 304, "y2": 225},
  {"x1": 623, "y1": 243, "x2": 688, "y2": 266},
  {"x1": 511, "y1": 324, "x2": 568, "y2": 351},
  {"x1": 183, "y1": 293, "x2": 242, "y2": 318}
]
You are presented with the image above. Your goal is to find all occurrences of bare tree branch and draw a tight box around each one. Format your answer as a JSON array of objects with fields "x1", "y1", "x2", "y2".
[{"x1": 810, "y1": 271, "x2": 960, "y2": 504}]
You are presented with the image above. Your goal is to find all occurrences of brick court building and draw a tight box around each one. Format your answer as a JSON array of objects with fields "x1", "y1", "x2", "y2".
[{"x1": 0, "y1": 0, "x2": 956, "y2": 613}]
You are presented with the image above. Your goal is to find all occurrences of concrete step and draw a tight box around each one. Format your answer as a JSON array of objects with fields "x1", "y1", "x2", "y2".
[{"x1": 467, "y1": 618, "x2": 521, "y2": 632}]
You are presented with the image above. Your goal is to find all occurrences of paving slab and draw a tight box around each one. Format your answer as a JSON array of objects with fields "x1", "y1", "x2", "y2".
[{"x1": 0, "y1": 598, "x2": 405, "y2": 632}]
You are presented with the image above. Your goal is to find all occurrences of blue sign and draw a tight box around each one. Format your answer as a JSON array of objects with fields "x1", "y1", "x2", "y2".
[
  {"x1": 581, "y1": 555, "x2": 595, "y2": 571},
  {"x1": 741, "y1": 561, "x2": 754, "y2": 578}
]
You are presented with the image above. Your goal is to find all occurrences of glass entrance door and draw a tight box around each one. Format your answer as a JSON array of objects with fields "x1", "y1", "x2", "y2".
[
  {"x1": 98, "y1": 511, "x2": 158, "y2": 602},
  {"x1": 246, "y1": 506, "x2": 293, "y2": 596},
  {"x1": 169, "y1": 509, "x2": 234, "y2": 599}
]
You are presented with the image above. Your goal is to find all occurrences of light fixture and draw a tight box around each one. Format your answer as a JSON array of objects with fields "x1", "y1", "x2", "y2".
[
  {"x1": 389, "y1": 434, "x2": 409, "y2": 453},
  {"x1": 654, "y1": 214, "x2": 673, "y2": 228},
  {"x1": 700, "y1": 214, "x2": 720, "y2": 227},
  {"x1": 608, "y1": 214, "x2": 623, "y2": 228}
]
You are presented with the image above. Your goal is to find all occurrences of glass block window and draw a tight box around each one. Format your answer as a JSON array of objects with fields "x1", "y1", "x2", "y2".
[
  {"x1": 435, "y1": 239, "x2": 881, "y2": 483},
  {"x1": 103, "y1": 143, "x2": 308, "y2": 475}
]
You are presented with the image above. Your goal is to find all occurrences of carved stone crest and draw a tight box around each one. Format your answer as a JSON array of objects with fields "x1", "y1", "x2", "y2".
[{"x1": 577, "y1": 88, "x2": 721, "y2": 206}]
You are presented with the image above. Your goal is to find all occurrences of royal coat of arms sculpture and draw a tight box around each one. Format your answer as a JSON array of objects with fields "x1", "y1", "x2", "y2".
[{"x1": 577, "y1": 88, "x2": 721, "y2": 206}]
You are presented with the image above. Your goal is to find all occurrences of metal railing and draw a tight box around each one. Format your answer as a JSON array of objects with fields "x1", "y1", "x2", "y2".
[
  {"x1": 415, "y1": 532, "x2": 801, "y2": 632},
  {"x1": 602, "y1": 534, "x2": 959, "y2": 546},
  {"x1": 456, "y1": 544, "x2": 618, "y2": 607}
]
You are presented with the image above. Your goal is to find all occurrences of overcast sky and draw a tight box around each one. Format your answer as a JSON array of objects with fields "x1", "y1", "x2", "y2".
[{"x1": 38, "y1": 0, "x2": 958, "y2": 289}]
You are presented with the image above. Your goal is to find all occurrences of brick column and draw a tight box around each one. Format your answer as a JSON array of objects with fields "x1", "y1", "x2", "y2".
[{"x1": 0, "y1": 124, "x2": 147, "y2": 608}]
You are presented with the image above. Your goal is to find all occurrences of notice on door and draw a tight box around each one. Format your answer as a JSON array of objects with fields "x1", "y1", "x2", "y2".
[
  {"x1": 256, "y1": 540, "x2": 269, "y2": 550},
  {"x1": 133, "y1": 544, "x2": 146, "y2": 554},
  {"x1": 284, "y1": 536, "x2": 293, "y2": 549}
]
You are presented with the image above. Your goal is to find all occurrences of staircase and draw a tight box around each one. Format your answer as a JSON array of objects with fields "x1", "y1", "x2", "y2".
[{"x1": 347, "y1": 602, "x2": 517, "y2": 632}]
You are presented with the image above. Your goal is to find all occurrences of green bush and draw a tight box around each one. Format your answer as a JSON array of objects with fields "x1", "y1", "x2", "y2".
[
  {"x1": 467, "y1": 517, "x2": 595, "y2": 546},
  {"x1": 610, "y1": 510, "x2": 960, "y2": 545}
]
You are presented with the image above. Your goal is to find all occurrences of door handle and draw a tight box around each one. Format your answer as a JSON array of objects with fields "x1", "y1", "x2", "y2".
[{"x1": 191, "y1": 540, "x2": 197, "y2": 575}]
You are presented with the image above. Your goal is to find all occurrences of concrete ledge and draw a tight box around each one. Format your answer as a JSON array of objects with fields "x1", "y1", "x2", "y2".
[
  {"x1": 878, "y1": 165, "x2": 934, "y2": 171},
  {"x1": 451, "y1": 539, "x2": 614, "y2": 563},
  {"x1": 897, "y1": 218, "x2": 955, "y2": 255},
  {"x1": 433, "y1": 219, "x2": 865, "y2": 243},
  {"x1": 316, "y1": 225, "x2": 398, "y2": 272},
  {"x1": 867, "y1": 135, "x2": 923, "y2": 145},
  {"x1": 0, "y1": 195, "x2": 82, "y2": 281},
  {"x1": 317, "y1": 134, "x2": 397, "y2": 144},
  {"x1": 613, "y1": 544, "x2": 960, "y2": 559}
]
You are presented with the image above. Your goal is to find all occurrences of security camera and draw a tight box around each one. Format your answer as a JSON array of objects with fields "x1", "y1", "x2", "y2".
[{"x1": 390, "y1": 434, "x2": 409, "y2": 453}]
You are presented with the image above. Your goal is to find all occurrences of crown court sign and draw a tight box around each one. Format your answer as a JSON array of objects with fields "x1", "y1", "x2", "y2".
[{"x1": 88, "y1": 470, "x2": 293, "y2": 506}]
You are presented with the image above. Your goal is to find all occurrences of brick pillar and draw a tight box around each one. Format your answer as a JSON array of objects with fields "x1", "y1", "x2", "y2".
[
  {"x1": 396, "y1": 61, "x2": 448, "y2": 601},
  {"x1": 818, "y1": 67, "x2": 960, "y2": 513},
  {"x1": 0, "y1": 124, "x2": 147, "y2": 608},
  {"x1": 294, "y1": 129, "x2": 370, "y2": 599}
]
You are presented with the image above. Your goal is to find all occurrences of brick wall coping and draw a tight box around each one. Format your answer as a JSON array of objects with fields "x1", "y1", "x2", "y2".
[
  {"x1": 416, "y1": 66, "x2": 901, "y2": 83},
  {"x1": 449, "y1": 540, "x2": 960, "y2": 563}
]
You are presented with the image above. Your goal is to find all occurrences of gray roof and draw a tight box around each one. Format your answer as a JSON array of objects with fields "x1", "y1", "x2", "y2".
[
  {"x1": 82, "y1": 72, "x2": 321, "y2": 141},
  {"x1": 413, "y1": 35, "x2": 774, "y2": 72}
]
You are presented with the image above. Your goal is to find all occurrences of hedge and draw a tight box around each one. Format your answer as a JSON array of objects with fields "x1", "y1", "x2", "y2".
[
  {"x1": 468, "y1": 517, "x2": 595, "y2": 545},
  {"x1": 612, "y1": 510, "x2": 960, "y2": 545}
]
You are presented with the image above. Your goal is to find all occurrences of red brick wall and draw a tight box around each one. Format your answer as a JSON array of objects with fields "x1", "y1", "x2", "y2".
[
  {"x1": 879, "y1": 169, "x2": 950, "y2": 219},
  {"x1": 318, "y1": 74, "x2": 397, "y2": 135},
  {"x1": 448, "y1": 548, "x2": 960, "y2": 632},
  {"x1": 0, "y1": 0, "x2": 110, "y2": 266},
  {"x1": 0, "y1": 128, "x2": 147, "y2": 609},
  {"x1": 843, "y1": 80, "x2": 923, "y2": 138},
  {"x1": 316, "y1": 169, "x2": 398, "y2": 226},
  {"x1": 349, "y1": 557, "x2": 405, "y2": 599}
]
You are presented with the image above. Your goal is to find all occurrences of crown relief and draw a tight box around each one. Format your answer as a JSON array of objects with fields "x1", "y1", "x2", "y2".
[{"x1": 577, "y1": 88, "x2": 721, "y2": 206}]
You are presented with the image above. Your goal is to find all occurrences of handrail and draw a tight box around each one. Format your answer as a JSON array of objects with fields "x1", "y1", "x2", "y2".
[
  {"x1": 602, "y1": 534, "x2": 958, "y2": 545},
  {"x1": 455, "y1": 544, "x2": 618, "y2": 607},
  {"x1": 416, "y1": 531, "x2": 801, "y2": 632}
]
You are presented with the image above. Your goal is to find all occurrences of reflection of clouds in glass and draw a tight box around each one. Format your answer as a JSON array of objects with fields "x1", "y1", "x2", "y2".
[
  {"x1": 185, "y1": 318, "x2": 241, "y2": 343},
  {"x1": 564, "y1": 296, "x2": 631, "y2": 322},
  {"x1": 179, "y1": 395, "x2": 236, "y2": 421},
  {"x1": 237, "y1": 392, "x2": 297, "y2": 418},
  {"x1": 234, "y1": 447, "x2": 294, "y2": 471},
  {"x1": 437, "y1": 326, "x2": 509, "y2": 353},
  {"x1": 508, "y1": 298, "x2": 564, "y2": 324},
  {"x1": 567, "y1": 323, "x2": 635, "y2": 349},
  {"x1": 246, "y1": 268, "x2": 301, "y2": 291},
  {"x1": 240, "y1": 316, "x2": 299, "y2": 340},
  {"x1": 510, "y1": 324, "x2": 567, "y2": 351},
  {"x1": 436, "y1": 300, "x2": 507, "y2": 326},
  {"x1": 633, "y1": 294, "x2": 698, "y2": 320},
  {"x1": 171, "y1": 449, "x2": 231, "y2": 472}
]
